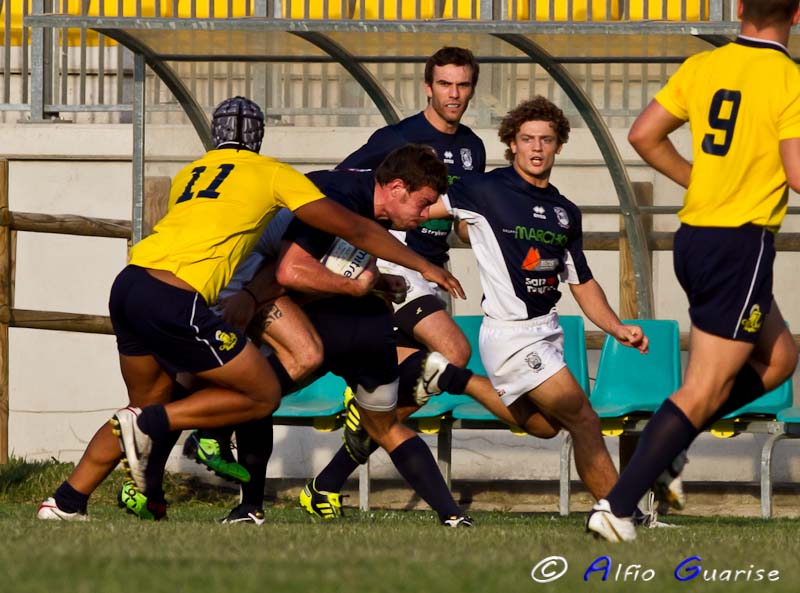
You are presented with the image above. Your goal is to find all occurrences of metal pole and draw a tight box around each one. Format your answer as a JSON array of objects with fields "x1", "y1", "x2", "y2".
[
  {"x1": 29, "y1": 0, "x2": 55, "y2": 120},
  {"x1": 132, "y1": 54, "x2": 146, "y2": 246}
]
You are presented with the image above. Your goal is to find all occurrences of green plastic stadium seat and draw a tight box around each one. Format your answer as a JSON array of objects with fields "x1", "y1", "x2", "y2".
[
  {"x1": 273, "y1": 372, "x2": 347, "y2": 431},
  {"x1": 590, "y1": 319, "x2": 682, "y2": 419}
]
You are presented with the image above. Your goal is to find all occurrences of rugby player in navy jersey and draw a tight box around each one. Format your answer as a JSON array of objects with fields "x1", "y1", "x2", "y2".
[
  {"x1": 426, "y1": 96, "x2": 649, "y2": 514},
  {"x1": 338, "y1": 46, "x2": 485, "y2": 370}
]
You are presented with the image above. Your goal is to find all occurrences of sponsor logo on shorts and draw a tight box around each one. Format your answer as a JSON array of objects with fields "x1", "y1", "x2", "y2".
[
  {"x1": 215, "y1": 330, "x2": 238, "y2": 351},
  {"x1": 526, "y1": 352, "x2": 543, "y2": 372},
  {"x1": 741, "y1": 304, "x2": 763, "y2": 334}
]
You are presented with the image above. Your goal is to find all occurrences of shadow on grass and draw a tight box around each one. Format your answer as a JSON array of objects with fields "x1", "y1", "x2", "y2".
[{"x1": 0, "y1": 456, "x2": 239, "y2": 507}]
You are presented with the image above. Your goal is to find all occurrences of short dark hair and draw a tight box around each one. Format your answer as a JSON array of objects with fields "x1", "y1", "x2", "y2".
[
  {"x1": 375, "y1": 144, "x2": 449, "y2": 195},
  {"x1": 498, "y1": 96, "x2": 571, "y2": 164},
  {"x1": 424, "y1": 47, "x2": 480, "y2": 87},
  {"x1": 742, "y1": 0, "x2": 799, "y2": 25}
]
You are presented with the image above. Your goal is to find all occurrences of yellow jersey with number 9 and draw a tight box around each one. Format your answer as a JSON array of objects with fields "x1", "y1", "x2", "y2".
[
  {"x1": 655, "y1": 38, "x2": 800, "y2": 229},
  {"x1": 129, "y1": 148, "x2": 324, "y2": 303}
]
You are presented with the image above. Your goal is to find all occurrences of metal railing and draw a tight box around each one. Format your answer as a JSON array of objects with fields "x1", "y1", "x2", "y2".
[{"x1": 2, "y1": 0, "x2": 731, "y2": 125}]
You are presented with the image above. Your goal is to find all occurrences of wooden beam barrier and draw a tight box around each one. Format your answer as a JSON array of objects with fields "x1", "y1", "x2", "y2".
[{"x1": 0, "y1": 161, "x2": 9, "y2": 464}]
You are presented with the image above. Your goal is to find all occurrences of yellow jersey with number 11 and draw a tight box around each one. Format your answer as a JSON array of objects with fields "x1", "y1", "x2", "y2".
[
  {"x1": 655, "y1": 38, "x2": 800, "y2": 230},
  {"x1": 129, "y1": 148, "x2": 324, "y2": 303}
]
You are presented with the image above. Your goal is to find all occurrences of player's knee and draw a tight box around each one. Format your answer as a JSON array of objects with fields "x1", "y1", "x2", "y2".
[
  {"x1": 247, "y1": 383, "x2": 281, "y2": 416},
  {"x1": 444, "y1": 339, "x2": 471, "y2": 368},
  {"x1": 774, "y1": 339, "x2": 799, "y2": 382},
  {"x1": 524, "y1": 415, "x2": 560, "y2": 439},
  {"x1": 560, "y1": 396, "x2": 600, "y2": 433}
]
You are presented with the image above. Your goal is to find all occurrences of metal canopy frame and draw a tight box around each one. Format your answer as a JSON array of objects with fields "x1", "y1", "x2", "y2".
[{"x1": 23, "y1": 15, "x2": 746, "y2": 316}]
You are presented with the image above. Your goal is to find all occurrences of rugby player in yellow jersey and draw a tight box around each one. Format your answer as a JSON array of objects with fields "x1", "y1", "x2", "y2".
[
  {"x1": 588, "y1": 0, "x2": 800, "y2": 542},
  {"x1": 36, "y1": 96, "x2": 464, "y2": 521}
]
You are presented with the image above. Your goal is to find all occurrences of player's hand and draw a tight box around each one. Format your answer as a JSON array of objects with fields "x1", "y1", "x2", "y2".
[
  {"x1": 217, "y1": 290, "x2": 257, "y2": 331},
  {"x1": 351, "y1": 258, "x2": 381, "y2": 297},
  {"x1": 614, "y1": 324, "x2": 649, "y2": 354},
  {"x1": 421, "y1": 264, "x2": 465, "y2": 300},
  {"x1": 373, "y1": 273, "x2": 409, "y2": 305}
]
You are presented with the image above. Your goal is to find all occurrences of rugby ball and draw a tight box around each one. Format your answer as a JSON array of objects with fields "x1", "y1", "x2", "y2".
[{"x1": 320, "y1": 238, "x2": 373, "y2": 278}]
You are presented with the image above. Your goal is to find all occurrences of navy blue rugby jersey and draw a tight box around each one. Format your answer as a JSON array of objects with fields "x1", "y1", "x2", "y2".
[
  {"x1": 283, "y1": 169, "x2": 388, "y2": 259},
  {"x1": 445, "y1": 167, "x2": 593, "y2": 321},
  {"x1": 337, "y1": 112, "x2": 486, "y2": 266}
]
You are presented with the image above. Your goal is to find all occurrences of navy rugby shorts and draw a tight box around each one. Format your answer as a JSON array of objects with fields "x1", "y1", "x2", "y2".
[
  {"x1": 304, "y1": 295, "x2": 398, "y2": 391},
  {"x1": 673, "y1": 223, "x2": 775, "y2": 343},
  {"x1": 109, "y1": 265, "x2": 247, "y2": 372}
]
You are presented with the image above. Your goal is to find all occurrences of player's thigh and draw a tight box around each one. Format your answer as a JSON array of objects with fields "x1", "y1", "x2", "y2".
[
  {"x1": 197, "y1": 340, "x2": 280, "y2": 404},
  {"x1": 118, "y1": 353, "x2": 176, "y2": 406},
  {"x1": 748, "y1": 301, "x2": 798, "y2": 390},
  {"x1": 411, "y1": 309, "x2": 471, "y2": 365},
  {"x1": 523, "y1": 367, "x2": 591, "y2": 427},
  {"x1": 256, "y1": 295, "x2": 323, "y2": 364},
  {"x1": 681, "y1": 325, "x2": 754, "y2": 399},
  {"x1": 507, "y1": 396, "x2": 561, "y2": 438}
]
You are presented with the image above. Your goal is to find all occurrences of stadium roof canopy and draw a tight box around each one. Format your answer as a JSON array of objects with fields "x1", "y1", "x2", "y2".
[{"x1": 20, "y1": 15, "x2": 752, "y2": 316}]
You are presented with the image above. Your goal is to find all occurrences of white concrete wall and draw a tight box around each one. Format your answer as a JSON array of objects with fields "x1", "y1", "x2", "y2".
[{"x1": 3, "y1": 122, "x2": 799, "y2": 484}]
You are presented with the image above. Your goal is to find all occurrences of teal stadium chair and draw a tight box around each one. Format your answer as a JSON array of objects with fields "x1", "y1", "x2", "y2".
[{"x1": 559, "y1": 319, "x2": 682, "y2": 515}]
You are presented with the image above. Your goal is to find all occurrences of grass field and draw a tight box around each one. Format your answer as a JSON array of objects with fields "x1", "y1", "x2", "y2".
[{"x1": 2, "y1": 459, "x2": 798, "y2": 593}]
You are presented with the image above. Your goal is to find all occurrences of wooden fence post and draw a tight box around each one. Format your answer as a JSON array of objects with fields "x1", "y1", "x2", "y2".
[
  {"x1": 0, "y1": 160, "x2": 9, "y2": 464},
  {"x1": 143, "y1": 177, "x2": 171, "y2": 239},
  {"x1": 619, "y1": 181, "x2": 653, "y2": 320},
  {"x1": 618, "y1": 181, "x2": 653, "y2": 471}
]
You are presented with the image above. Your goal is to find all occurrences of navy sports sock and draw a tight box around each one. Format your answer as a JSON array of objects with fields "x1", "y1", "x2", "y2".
[
  {"x1": 397, "y1": 351, "x2": 475, "y2": 406},
  {"x1": 136, "y1": 405, "x2": 170, "y2": 440},
  {"x1": 702, "y1": 363, "x2": 766, "y2": 430},
  {"x1": 54, "y1": 481, "x2": 89, "y2": 514},
  {"x1": 389, "y1": 435, "x2": 461, "y2": 522},
  {"x1": 144, "y1": 430, "x2": 181, "y2": 503},
  {"x1": 235, "y1": 415, "x2": 274, "y2": 507},
  {"x1": 314, "y1": 445, "x2": 360, "y2": 493},
  {"x1": 606, "y1": 399, "x2": 699, "y2": 517},
  {"x1": 438, "y1": 364, "x2": 473, "y2": 395}
]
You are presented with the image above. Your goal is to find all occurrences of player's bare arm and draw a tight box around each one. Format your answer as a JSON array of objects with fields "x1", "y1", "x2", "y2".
[
  {"x1": 569, "y1": 279, "x2": 649, "y2": 354},
  {"x1": 779, "y1": 137, "x2": 800, "y2": 192},
  {"x1": 292, "y1": 198, "x2": 464, "y2": 299},
  {"x1": 276, "y1": 240, "x2": 379, "y2": 298},
  {"x1": 628, "y1": 99, "x2": 692, "y2": 189}
]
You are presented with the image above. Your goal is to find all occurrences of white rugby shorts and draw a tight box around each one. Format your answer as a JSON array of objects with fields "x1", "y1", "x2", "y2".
[{"x1": 479, "y1": 310, "x2": 567, "y2": 406}]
